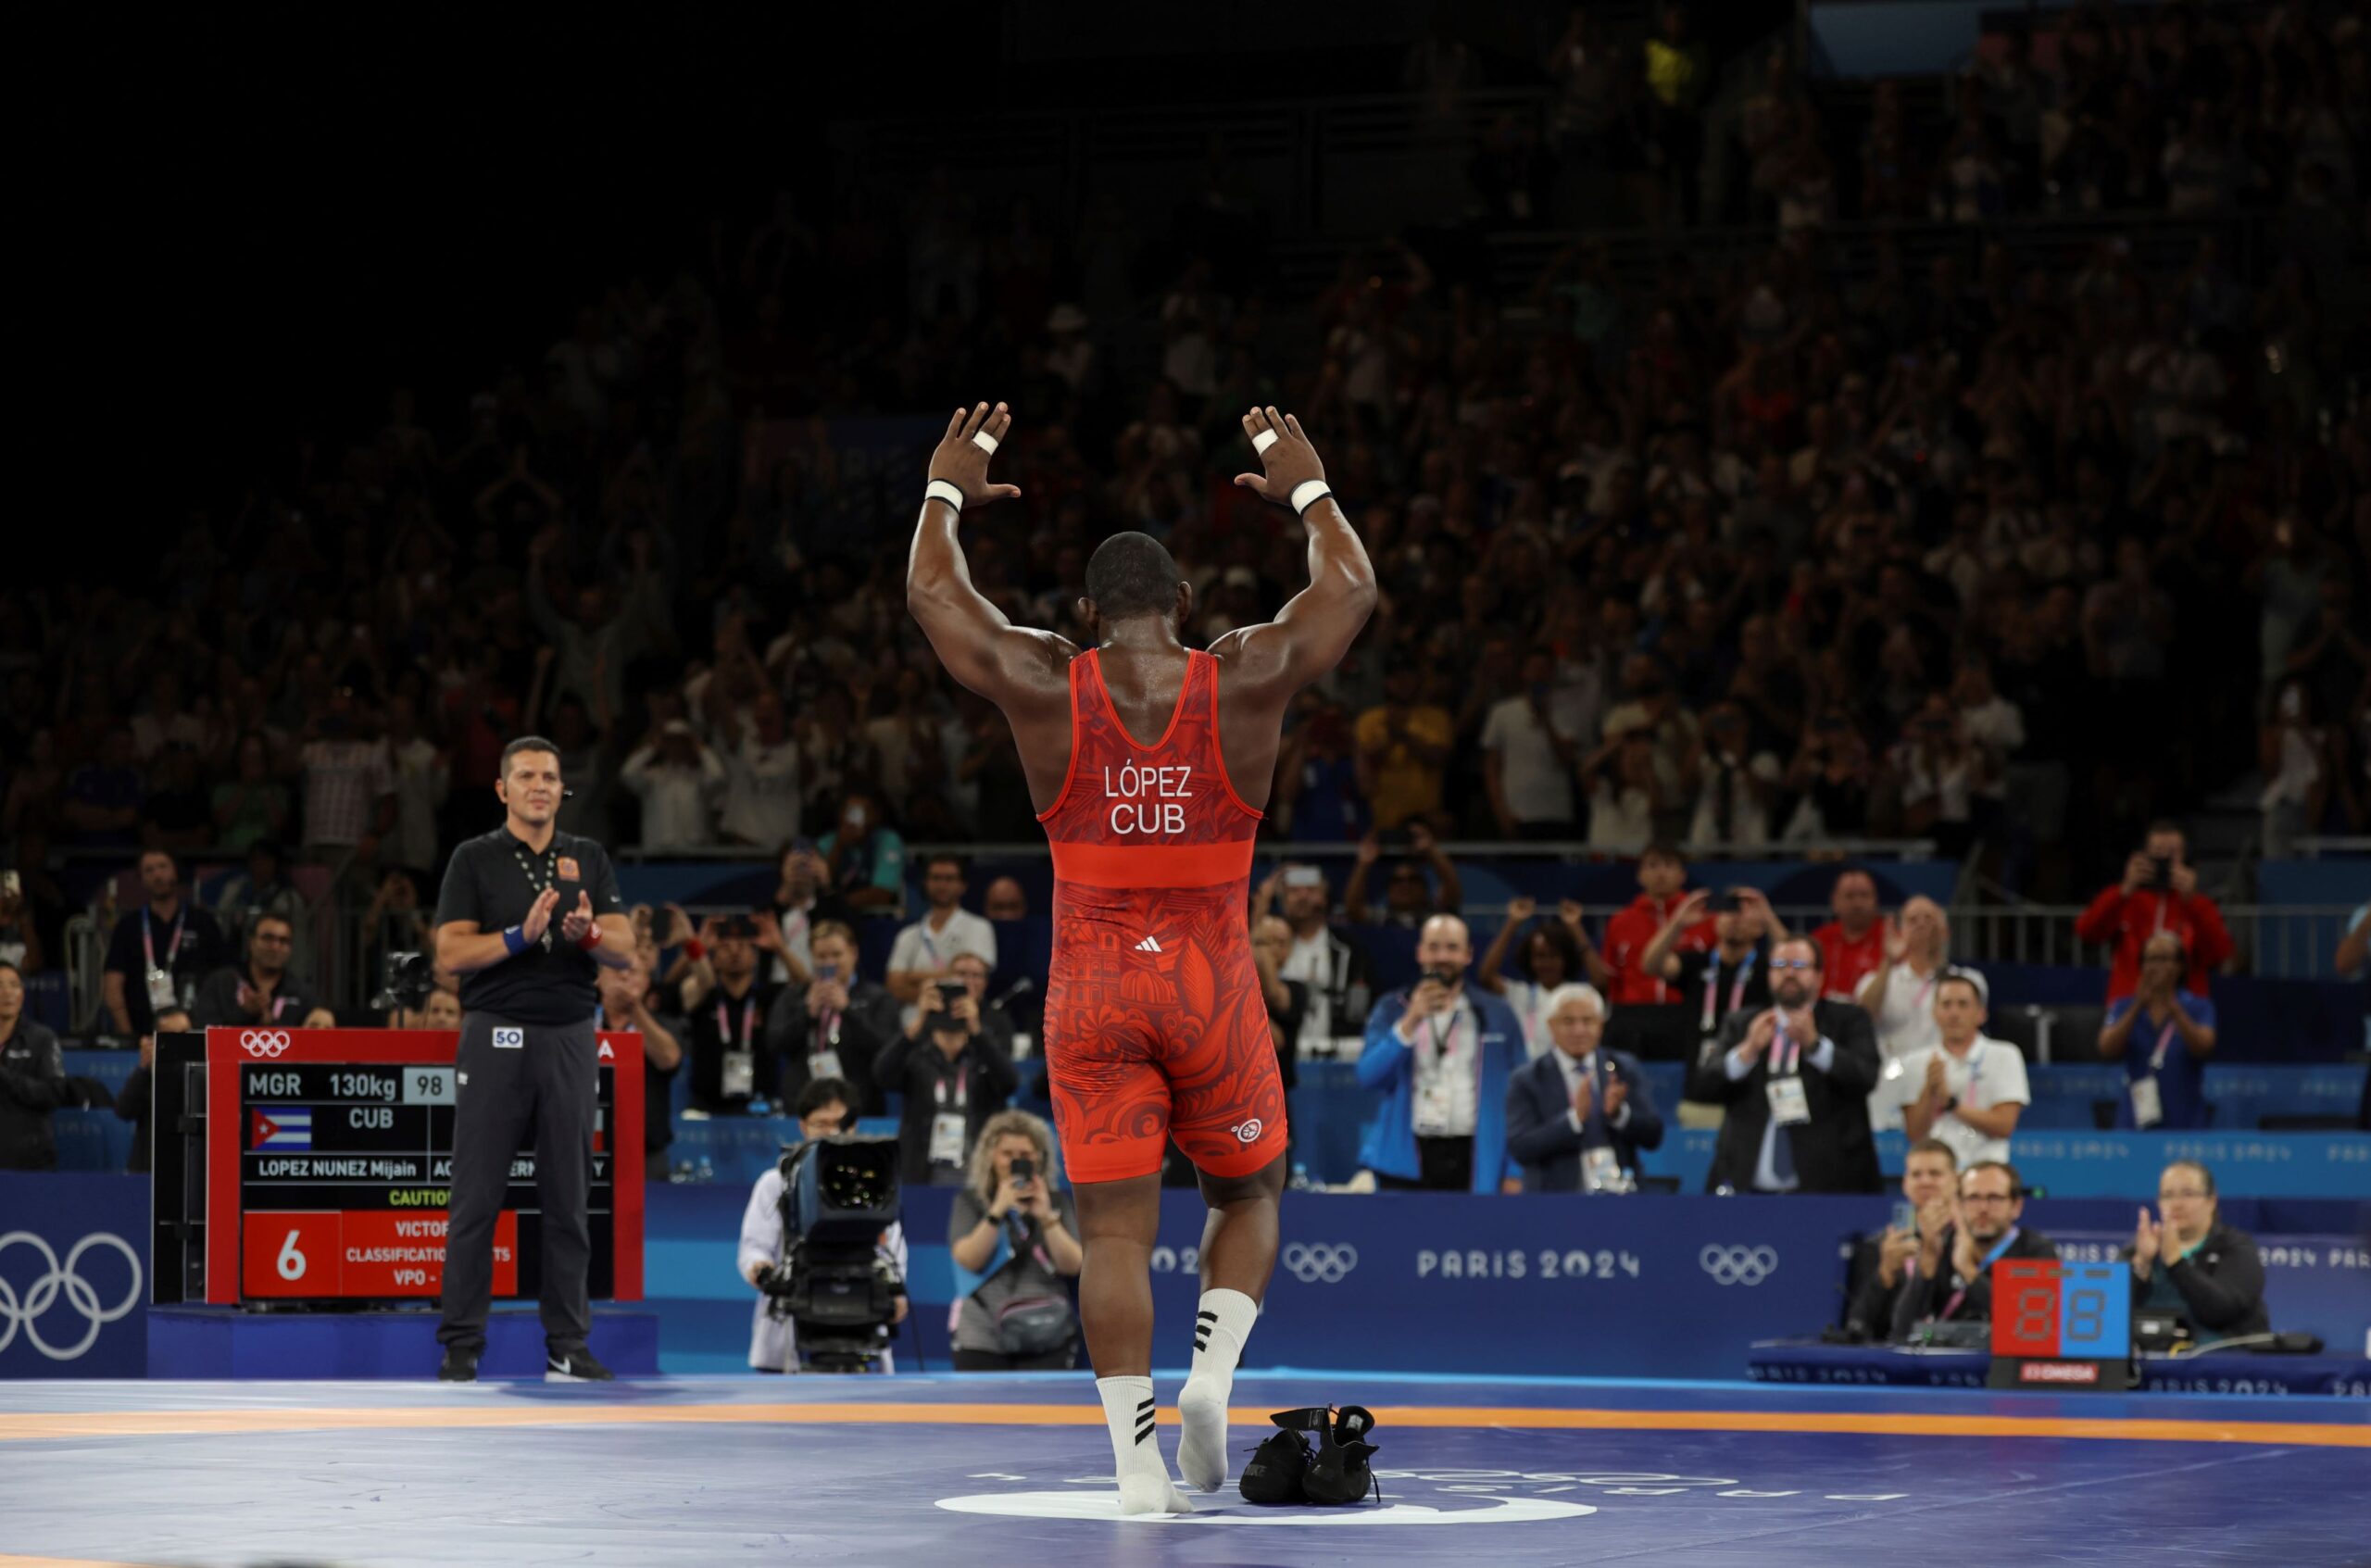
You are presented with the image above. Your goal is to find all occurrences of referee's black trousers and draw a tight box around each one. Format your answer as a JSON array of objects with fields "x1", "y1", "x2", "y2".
[{"x1": 436, "y1": 1011, "x2": 597, "y2": 1353}]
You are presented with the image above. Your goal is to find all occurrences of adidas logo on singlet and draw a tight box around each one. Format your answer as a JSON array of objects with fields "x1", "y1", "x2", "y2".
[{"x1": 1135, "y1": 935, "x2": 1163, "y2": 953}]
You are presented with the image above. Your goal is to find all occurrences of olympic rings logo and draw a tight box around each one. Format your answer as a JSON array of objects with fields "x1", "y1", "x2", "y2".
[
  {"x1": 1699, "y1": 1245, "x2": 1779, "y2": 1286},
  {"x1": 1282, "y1": 1243, "x2": 1358, "y2": 1285},
  {"x1": 241, "y1": 1030, "x2": 293, "y2": 1056},
  {"x1": 0, "y1": 1232, "x2": 144, "y2": 1361}
]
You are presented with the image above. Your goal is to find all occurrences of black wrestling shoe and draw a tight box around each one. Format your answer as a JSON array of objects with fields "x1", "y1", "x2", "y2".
[
  {"x1": 437, "y1": 1347, "x2": 480, "y2": 1383},
  {"x1": 1301, "y1": 1405, "x2": 1379, "y2": 1506},
  {"x1": 546, "y1": 1347, "x2": 615, "y2": 1383},
  {"x1": 1238, "y1": 1411, "x2": 1316, "y2": 1505}
]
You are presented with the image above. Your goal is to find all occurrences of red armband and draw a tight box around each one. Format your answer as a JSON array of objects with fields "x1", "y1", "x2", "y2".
[
  {"x1": 579, "y1": 929, "x2": 605, "y2": 952},
  {"x1": 683, "y1": 937, "x2": 706, "y2": 960}
]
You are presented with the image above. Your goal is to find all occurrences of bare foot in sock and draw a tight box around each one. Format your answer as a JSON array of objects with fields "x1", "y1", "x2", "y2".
[{"x1": 1175, "y1": 1377, "x2": 1228, "y2": 1492}]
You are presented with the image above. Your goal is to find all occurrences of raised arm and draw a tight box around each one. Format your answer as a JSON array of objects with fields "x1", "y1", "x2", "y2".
[
  {"x1": 1206, "y1": 408, "x2": 1378, "y2": 693},
  {"x1": 906, "y1": 402, "x2": 1077, "y2": 710}
]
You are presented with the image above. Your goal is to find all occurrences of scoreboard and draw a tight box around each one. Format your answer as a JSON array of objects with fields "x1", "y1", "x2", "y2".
[
  {"x1": 1988, "y1": 1259, "x2": 2132, "y2": 1388},
  {"x1": 200, "y1": 1028, "x2": 643, "y2": 1305}
]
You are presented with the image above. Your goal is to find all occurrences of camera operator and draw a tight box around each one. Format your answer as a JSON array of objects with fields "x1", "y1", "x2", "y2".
[
  {"x1": 737, "y1": 1079, "x2": 910, "y2": 1373},
  {"x1": 767, "y1": 919, "x2": 902, "y2": 1117},
  {"x1": 665, "y1": 912, "x2": 782, "y2": 1116},
  {"x1": 875, "y1": 958, "x2": 1019, "y2": 1185},
  {"x1": 1250, "y1": 861, "x2": 1374, "y2": 1054},
  {"x1": 947, "y1": 1109, "x2": 1083, "y2": 1371},
  {"x1": 2074, "y1": 820, "x2": 2232, "y2": 1006},
  {"x1": 189, "y1": 912, "x2": 336, "y2": 1030}
]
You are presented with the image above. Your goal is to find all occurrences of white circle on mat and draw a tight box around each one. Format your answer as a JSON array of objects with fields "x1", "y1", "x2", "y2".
[{"x1": 935, "y1": 1491, "x2": 1596, "y2": 1525}]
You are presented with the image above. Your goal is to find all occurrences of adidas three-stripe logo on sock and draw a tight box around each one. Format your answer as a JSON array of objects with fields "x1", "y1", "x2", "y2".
[
  {"x1": 1193, "y1": 1309, "x2": 1217, "y2": 1352},
  {"x1": 1135, "y1": 1396, "x2": 1157, "y2": 1445}
]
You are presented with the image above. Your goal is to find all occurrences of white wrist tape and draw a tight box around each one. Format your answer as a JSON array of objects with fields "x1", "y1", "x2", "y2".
[
  {"x1": 1251, "y1": 428, "x2": 1279, "y2": 455},
  {"x1": 1290, "y1": 480, "x2": 1333, "y2": 516},
  {"x1": 972, "y1": 431, "x2": 998, "y2": 455},
  {"x1": 923, "y1": 480, "x2": 966, "y2": 513}
]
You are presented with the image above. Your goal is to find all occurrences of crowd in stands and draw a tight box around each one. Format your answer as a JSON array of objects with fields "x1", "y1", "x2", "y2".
[{"x1": 0, "y1": 5, "x2": 2365, "y2": 1065}]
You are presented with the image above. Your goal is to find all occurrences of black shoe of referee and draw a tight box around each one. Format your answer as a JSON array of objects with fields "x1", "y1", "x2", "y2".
[
  {"x1": 437, "y1": 1347, "x2": 480, "y2": 1383},
  {"x1": 546, "y1": 1347, "x2": 615, "y2": 1383}
]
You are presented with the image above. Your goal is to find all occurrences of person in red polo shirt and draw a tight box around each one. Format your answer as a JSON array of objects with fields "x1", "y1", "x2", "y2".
[
  {"x1": 1811, "y1": 866, "x2": 1887, "y2": 1003},
  {"x1": 1601, "y1": 842, "x2": 1714, "y2": 1006},
  {"x1": 2074, "y1": 821, "x2": 2233, "y2": 1005}
]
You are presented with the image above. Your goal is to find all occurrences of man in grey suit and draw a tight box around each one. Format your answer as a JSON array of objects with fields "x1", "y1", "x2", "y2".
[
  {"x1": 1505, "y1": 984, "x2": 1664, "y2": 1192},
  {"x1": 1687, "y1": 936, "x2": 1882, "y2": 1194}
]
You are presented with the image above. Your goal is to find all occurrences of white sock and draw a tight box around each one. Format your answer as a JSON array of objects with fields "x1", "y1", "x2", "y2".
[
  {"x1": 1096, "y1": 1374, "x2": 1191, "y2": 1516},
  {"x1": 1176, "y1": 1288, "x2": 1258, "y2": 1491}
]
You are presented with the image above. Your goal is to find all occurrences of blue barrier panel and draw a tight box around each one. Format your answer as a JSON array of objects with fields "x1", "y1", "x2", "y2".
[
  {"x1": 636, "y1": 1189, "x2": 2370, "y2": 1379},
  {"x1": 53, "y1": 1049, "x2": 138, "y2": 1173},
  {"x1": 0, "y1": 1173, "x2": 149, "y2": 1378}
]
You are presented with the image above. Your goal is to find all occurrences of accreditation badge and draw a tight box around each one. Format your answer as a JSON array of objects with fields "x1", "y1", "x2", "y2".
[
  {"x1": 1765, "y1": 1076, "x2": 1811, "y2": 1126},
  {"x1": 2128, "y1": 1075, "x2": 2164, "y2": 1129},
  {"x1": 557, "y1": 857, "x2": 581, "y2": 882}
]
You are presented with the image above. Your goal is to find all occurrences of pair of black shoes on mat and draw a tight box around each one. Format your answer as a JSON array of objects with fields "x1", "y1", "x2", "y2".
[{"x1": 1238, "y1": 1405, "x2": 1379, "y2": 1506}]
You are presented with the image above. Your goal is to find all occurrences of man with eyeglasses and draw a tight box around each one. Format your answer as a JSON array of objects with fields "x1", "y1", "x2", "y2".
[
  {"x1": 190, "y1": 911, "x2": 336, "y2": 1030},
  {"x1": 1887, "y1": 1159, "x2": 2057, "y2": 1343},
  {"x1": 1689, "y1": 936, "x2": 1882, "y2": 1194}
]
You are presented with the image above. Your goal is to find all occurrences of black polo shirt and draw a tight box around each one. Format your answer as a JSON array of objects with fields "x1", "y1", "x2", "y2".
[{"x1": 433, "y1": 825, "x2": 625, "y2": 1026}]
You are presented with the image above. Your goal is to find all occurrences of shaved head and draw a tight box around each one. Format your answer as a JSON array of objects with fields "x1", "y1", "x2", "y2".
[{"x1": 1085, "y1": 532, "x2": 1183, "y2": 623}]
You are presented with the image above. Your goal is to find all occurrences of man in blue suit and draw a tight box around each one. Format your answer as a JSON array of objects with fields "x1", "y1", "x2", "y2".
[
  {"x1": 1505, "y1": 983, "x2": 1664, "y2": 1192},
  {"x1": 1359, "y1": 914, "x2": 1524, "y2": 1192}
]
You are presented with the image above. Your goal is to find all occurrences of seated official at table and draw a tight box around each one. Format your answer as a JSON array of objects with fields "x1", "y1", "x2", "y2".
[
  {"x1": 1843, "y1": 1136, "x2": 1958, "y2": 1339},
  {"x1": 1886, "y1": 1160, "x2": 2057, "y2": 1343},
  {"x1": 1505, "y1": 984, "x2": 1663, "y2": 1193},
  {"x1": 2125, "y1": 1159, "x2": 2268, "y2": 1344}
]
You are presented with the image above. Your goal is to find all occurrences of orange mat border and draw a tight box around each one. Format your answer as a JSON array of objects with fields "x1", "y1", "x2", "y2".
[{"x1": 5, "y1": 1401, "x2": 2364, "y2": 1447}]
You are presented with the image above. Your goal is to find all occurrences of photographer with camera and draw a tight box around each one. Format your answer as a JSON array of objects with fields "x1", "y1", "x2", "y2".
[
  {"x1": 737, "y1": 1078, "x2": 910, "y2": 1373},
  {"x1": 767, "y1": 920, "x2": 902, "y2": 1117},
  {"x1": 189, "y1": 912, "x2": 336, "y2": 1030},
  {"x1": 2074, "y1": 820, "x2": 2232, "y2": 1006},
  {"x1": 947, "y1": 1109, "x2": 1083, "y2": 1371},
  {"x1": 875, "y1": 958, "x2": 1019, "y2": 1185},
  {"x1": 1249, "y1": 861, "x2": 1374, "y2": 1055}
]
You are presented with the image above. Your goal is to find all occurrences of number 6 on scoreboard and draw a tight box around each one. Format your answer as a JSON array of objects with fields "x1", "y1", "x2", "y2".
[{"x1": 277, "y1": 1230, "x2": 307, "y2": 1282}]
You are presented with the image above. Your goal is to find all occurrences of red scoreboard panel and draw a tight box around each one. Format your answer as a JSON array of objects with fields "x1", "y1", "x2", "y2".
[{"x1": 204, "y1": 1028, "x2": 643, "y2": 1305}]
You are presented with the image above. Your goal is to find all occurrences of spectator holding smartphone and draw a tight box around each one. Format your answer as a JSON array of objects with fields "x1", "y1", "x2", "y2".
[
  {"x1": 947, "y1": 1110, "x2": 1083, "y2": 1370},
  {"x1": 2074, "y1": 820, "x2": 2231, "y2": 1005},
  {"x1": 1844, "y1": 1136, "x2": 1958, "y2": 1338},
  {"x1": 766, "y1": 920, "x2": 899, "y2": 1118},
  {"x1": 1343, "y1": 821, "x2": 1462, "y2": 927}
]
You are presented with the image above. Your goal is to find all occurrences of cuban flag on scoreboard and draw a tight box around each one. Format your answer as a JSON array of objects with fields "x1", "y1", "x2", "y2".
[{"x1": 249, "y1": 1108, "x2": 313, "y2": 1150}]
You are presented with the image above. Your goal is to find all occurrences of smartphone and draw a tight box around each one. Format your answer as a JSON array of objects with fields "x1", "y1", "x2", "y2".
[
  {"x1": 0, "y1": 870, "x2": 18, "y2": 899},
  {"x1": 1009, "y1": 1155, "x2": 1036, "y2": 1185},
  {"x1": 1890, "y1": 1200, "x2": 1916, "y2": 1234},
  {"x1": 937, "y1": 979, "x2": 968, "y2": 1003},
  {"x1": 1283, "y1": 866, "x2": 1324, "y2": 889},
  {"x1": 1378, "y1": 827, "x2": 1412, "y2": 851},
  {"x1": 2150, "y1": 856, "x2": 2173, "y2": 890},
  {"x1": 817, "y1": 963, "x2": 840, "y2": 984}
]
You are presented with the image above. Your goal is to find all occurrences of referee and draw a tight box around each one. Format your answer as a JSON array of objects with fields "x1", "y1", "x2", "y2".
[{"x1": 433, "y1": 735, "x2": 634, "y2": 1382}]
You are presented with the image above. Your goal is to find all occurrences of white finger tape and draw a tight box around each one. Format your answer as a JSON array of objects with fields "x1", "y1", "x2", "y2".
[
  {"x1": 972, "y1": 431, "x2": 998, "y2": 455},
  {"x1": 1251, "y1": 429, "x2": 1279, "y2": 455}
]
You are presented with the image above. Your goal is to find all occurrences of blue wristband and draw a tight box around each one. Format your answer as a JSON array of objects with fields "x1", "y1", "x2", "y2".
[{"x1": 502, "y1": 925, "x2": 529, "y2": 956}]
